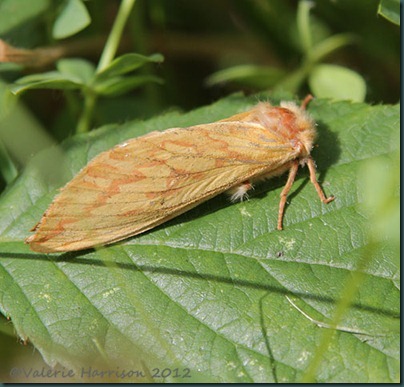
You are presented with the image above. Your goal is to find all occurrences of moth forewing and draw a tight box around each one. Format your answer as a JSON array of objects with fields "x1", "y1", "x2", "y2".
[{"x1": 26, "y1": 99, "x2": 334, "y2": 253}]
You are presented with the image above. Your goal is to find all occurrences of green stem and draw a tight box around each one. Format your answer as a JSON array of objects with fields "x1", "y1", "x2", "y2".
[
  {"x1": 274, "y1": 66, "x2": 308, "y2": 94},
  {"x1": 307, "y1": 33, "x2": 356, "y2": 64},
  {"x1": 77, "y1": 0, "x2": 136, "y2": 133},
  {"x1": 97, "y1": 0, "x2": 136, "y2": 73},
  {"x1": 77, "y1": 89, "x2": 96, "y2": 133},
  {"x1": 297, "y1": 0, "x2": 313, "y2": 54},
  {"x1": 275, "y1": 33, "x2": 355, "y2": 94}
]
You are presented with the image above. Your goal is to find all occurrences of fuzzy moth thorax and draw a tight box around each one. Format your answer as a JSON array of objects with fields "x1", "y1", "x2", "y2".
[
  {"x1": 280, "y1": 101, "x2": 316, "y2": 157},
  {"x1": 255, "y1": 101, "x2": 317, "y2": 158}
]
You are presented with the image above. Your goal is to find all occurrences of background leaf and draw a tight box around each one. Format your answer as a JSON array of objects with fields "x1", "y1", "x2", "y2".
[
  {"x1": 52, "y1": 0, "x2": 91, "y2": 39},
  {"x1": 308, "y1": 64, "x2": 367, "y2": 102},
  {"x1": 94, "y1": 75, "x2": 163, "y2": 97},
  {"x1": 0, "y1": 0, "x2": 49, "y2": 35},
  {"x1": 378, "y1": 0, "x2": 400, "y2": 25},
  {"x1": 95, "y1": 53, "x2": 164, "y2": 80},
  {"x1": 10, "y1": 71, "x2": 85, "y2": 94},
  {"x1": 0, "y1": 95, "x2": 399, "y2": 382},
  {"x1": 57, "y1": 58, "x2": 96, "y2": 84},
  {"x1": 206, "y1": 65, "x2": 287, "y2": 89}
]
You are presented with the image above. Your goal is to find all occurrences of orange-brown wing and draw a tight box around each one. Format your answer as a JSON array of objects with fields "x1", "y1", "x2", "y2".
[{"x1": 27, "y1": 115, "x2": 298, "y2": 252}]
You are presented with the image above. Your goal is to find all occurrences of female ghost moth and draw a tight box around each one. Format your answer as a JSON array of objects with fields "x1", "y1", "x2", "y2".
[{"x1": 27, "y1": 96, "x2": 334, "y2": 252}]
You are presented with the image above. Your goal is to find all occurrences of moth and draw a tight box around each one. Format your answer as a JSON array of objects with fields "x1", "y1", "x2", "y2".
[{"x1": 26, "y1": 96, "x2": 334, "y2": 253}]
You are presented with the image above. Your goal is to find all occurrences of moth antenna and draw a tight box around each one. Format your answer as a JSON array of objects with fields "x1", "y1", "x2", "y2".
[{"x1": 301, "y1": 94, "x2": 314, "y2": 110}]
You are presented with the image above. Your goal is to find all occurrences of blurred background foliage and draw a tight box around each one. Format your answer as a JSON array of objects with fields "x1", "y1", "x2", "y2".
[
  {"x1": 0, "y1": 0, "x2": 400, "y2": 190},
  {"x1": 0, "y1": 0, "x2": 400, "y2": 378},
  {"x1": 0, "y1": 0, "x2": 400, "y2": 164}
]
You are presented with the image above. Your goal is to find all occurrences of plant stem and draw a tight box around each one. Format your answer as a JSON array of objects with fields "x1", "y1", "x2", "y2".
[
  {"x1": 77, "y1": 0, "x2": 136, "y2": 132},
  {"x1": 276, "y1": 33, "x2": 355, "y2": 94},
  {"x1": 307, "y1": 33, "x2": 356, "y2": 64},
  {"x1": 297, "y1": 0, "x2": 313, "y2": 54},
  {"x1": 97, "y1": 0, "x2": 136, "y2": 74},
  {"x1": 77, "y1": 89, "x2": 96, "y2": 133}
]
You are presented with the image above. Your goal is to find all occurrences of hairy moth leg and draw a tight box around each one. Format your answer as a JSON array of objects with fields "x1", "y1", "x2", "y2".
[
  {"x1": 227, "y1": 181, "x2": 253, "y2": 202},
  {"x1": 277, "y1": 162, "x2": 299, "y2": 230},
  {"x1": 306, "y1": 157, "x2": 335, "y2": 205},
  {"x1": 277, "y1": 157, "x2": 334, "y2": 230}
]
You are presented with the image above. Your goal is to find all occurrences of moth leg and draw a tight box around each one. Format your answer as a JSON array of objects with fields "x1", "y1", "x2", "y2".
[
  {"x1": 277, "y1": 161, "x2": 299, "y2": 230},
  {"x1": 227, "y1": 181, "x2": 253, "y2": 202},
  {"x1": 306, "y1": 157, "x2": 335, "y2": 204},
  {"x1": 278, "y1": 158, "x2": 334, "y2": 230}
]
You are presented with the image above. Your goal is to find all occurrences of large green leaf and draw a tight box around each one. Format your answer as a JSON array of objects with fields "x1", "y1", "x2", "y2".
[{"x1": 0, "y1": 95, "x2": 399, "y2": 382}]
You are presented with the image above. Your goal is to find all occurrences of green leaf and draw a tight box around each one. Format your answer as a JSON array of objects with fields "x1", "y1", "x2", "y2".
[
  {"x1": 57, "y1": 58, "x2": 96, "y2": 85},
  {"x1": 94, "y1": 75, "x2": 163, "y2": 97},
  {"x1": 378, "y1": 0, "x2": 400, "y2": 26},
  {"x1": 206, "y1": 65, "x2": 286, "y2": 89},
  {"x1": 0, "y1": 139, "x2": 18, "y2": 183},
  {"x1": 0, "y1": 80, "x2": 56, "y2": 174},
  {"x1": 95, "y1": 53, "x2": 164, "y2": 80},
  {"x1": 309, "y1": 64, "x2": 367, "y2": 102},
  {"x1": 0, "y1": 95, "x2": 399, "y2": 382},
  {"x1": 0, "y1": 0, "x2": 49, "y2": 35},
  {"x1": 10, "y1": 71, "x2": 85, "y2": 94},
  {"x1": 53, "y1": 0, "x2": 91, "y2": 39}
]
